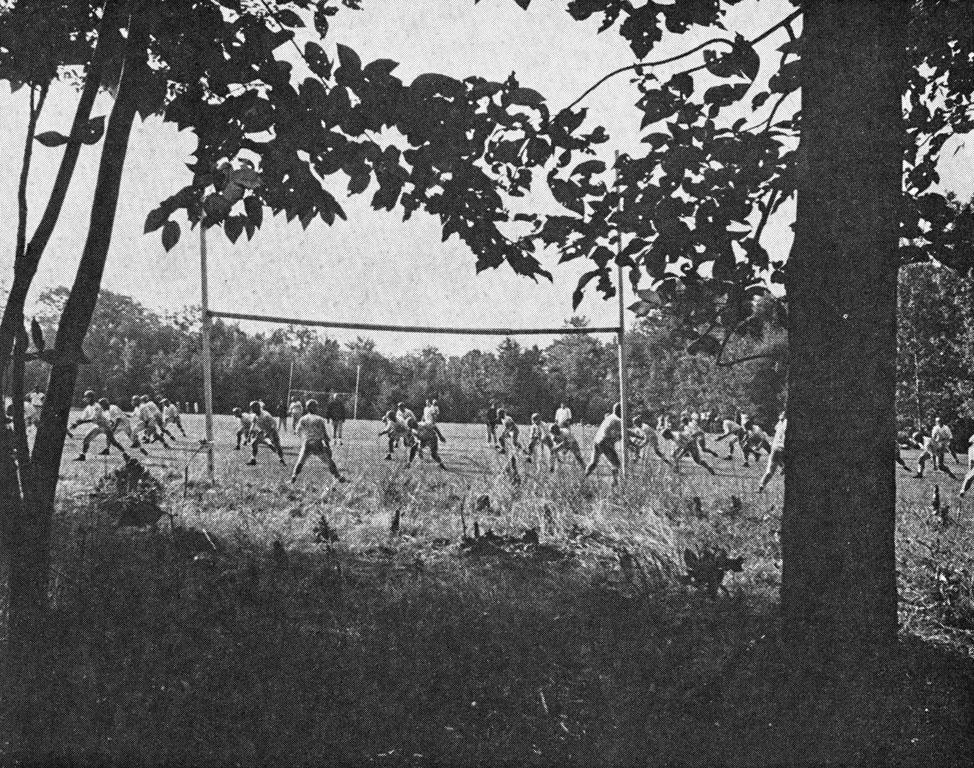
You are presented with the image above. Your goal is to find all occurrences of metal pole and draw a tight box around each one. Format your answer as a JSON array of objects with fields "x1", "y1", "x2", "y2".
[
  {"x1": 200, "y1": 222, "x2": 215, "y2": 482},
  {"x1": 615, "y1": 151, "x2": 628, "y2": 483},
  {"x1": 353, "y1": 363, "x2": 361, "y2": 420}
]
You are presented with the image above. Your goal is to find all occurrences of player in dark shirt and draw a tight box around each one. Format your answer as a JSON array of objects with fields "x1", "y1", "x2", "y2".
[{"x1": 325, "y1": 394, "x2": 347, "y2": 445}]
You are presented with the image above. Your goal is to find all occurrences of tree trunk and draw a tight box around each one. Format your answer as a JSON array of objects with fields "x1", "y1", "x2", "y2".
[
  {"x1": 5, "y1": 8, "x2": 146, "y2": 747},
  {"x1": 782, "y1": 0, "x2": 906, "y2": 662}
]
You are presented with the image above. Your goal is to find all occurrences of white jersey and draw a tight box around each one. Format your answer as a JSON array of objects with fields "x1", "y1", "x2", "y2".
[
  {"x1": 136, "y1": 403, "x2": 155, "y2": 424},
  {"x1": 163, "y1": 404, "x2": 180, "y2": 421},
  {"x1": 396, "y1": 408, "x2": 416, "y2": 425},
  {"x1": 145, "y1": 401, "x2": 162, "y2": 418},
  {"x1": 931, "y1": 424, "x2": 952, "y2": 449},
  {"x1": 297, "y1": 413, "x2": 329, "y2": 443},
  {"x1": 594, "y1": 413, "x2": 622, "y2": 444},
  {"x1": 29, "y1": 392, "x2": 44, "y2": 409},
  {"x1": 554, "y1": 406, "x2": 573, "y2": 427},
  {"x1": 108, "y1": 404, "x2": 127, "y2": 423}
]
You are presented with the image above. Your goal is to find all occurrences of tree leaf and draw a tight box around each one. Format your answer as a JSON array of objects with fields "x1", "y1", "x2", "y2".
[
  {"x1": 637, "y1": 89, "x2": 679, "y2": 128},
  {"x1": 666, "y1": 71, "x2": 694, "y2": 96},
  {"x1": 336, "y1": 43, "x2": 361, "y2": 76},
  {"x1": 35, "y1": 131, "x2": 69, "y2": 147},
  {"x1": 144, "y1": 207, "x2": 168, "y2": 234},
  {"x1": 348, "y1": 170, "x2": 370, "y2": 195},
  {"x1": 275, "y1": 8, "x2": 303, "y2": 27},
  {"x1": 224, "y1": 215, "x2": 244, "y2": 244},
  {"x1": 161, "y1": 220, "x2": 180, "y2": 252},
  {"x1": 363, "y1": 58, "x2": 399, "y2": 79},
  {"x1": 79, "y1": 115, "x2": 105, "y2": 145},
  {"x1": 230, "y1": 167, "x2": 263, "y2": 190},
  {"x1": 244, "y1": 195, "x2": 264, "y2": 229}
]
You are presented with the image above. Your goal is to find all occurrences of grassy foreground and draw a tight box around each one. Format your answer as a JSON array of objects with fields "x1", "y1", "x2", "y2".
[{"x1": 1, "y1": 420, "x2": 973, "y2": 766}]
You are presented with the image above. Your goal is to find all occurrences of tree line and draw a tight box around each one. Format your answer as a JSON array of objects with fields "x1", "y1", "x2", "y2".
[
  {"x1": 26, "y1": 258, "x2": 974, "y2": 437},
  {"x1": 21, "y1": 286, "x2": 786, "y2": 427}
]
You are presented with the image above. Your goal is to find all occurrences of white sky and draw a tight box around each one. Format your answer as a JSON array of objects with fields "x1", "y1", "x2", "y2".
[{"x1": 1, "y1": 0, "x2": 971, "y2": 355}]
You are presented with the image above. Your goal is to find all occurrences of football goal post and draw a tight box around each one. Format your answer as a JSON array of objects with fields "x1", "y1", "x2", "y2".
[{"x1": 197, "y1": 231, "x2": 631, "y2": 484}]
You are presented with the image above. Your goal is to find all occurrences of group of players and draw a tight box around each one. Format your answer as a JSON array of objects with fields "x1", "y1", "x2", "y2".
[
  {"x1": 478, "y1": 401, "x2": 788, "y2": 488},
  {"x1": 57, "y1": 384, "x2": 974, "y2": 495},
  {"x1": 68, "y1": 390, "x2": 186, "y2": 460}
]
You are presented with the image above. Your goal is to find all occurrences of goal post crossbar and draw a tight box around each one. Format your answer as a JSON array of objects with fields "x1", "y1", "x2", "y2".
[{"x1": 207, "y1": 309, "x2": 621, "y2": 337}]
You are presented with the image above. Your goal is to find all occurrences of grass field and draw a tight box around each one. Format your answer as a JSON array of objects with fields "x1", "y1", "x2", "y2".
[{"x1": 2, "y1": 414, "x2": 973, "y2": 765}]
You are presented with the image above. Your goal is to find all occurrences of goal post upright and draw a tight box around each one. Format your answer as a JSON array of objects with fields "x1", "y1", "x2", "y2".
[
  {"x1": 615, "y1": 150, "x2": 629, "y2": 483},
  {"x1": 199, "y1": 222, "x2": 216, "y2": 483}
]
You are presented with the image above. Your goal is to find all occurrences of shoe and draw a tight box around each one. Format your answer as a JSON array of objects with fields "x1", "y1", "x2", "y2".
[
  {"x1": 279, "y1": 458, "x2": 287, "y2": 465},
  {"x1": 140, "y1": 447, "x2": 149, "y2": 456},
  {"x1": 234, "y1": 446, "x2": 240, "y2": 451},
  {"x1": 384, "y1": 454, "x2": 393, "y2": 460},
  {"x1": 289, "y1": 476, "x2": 297, "y2": 484},
  {"x1": 73, "y1": 454, "x2": 86, "y2": 462},
  {"x1": 338, "y1": 476, "x2": 349, "y2": 483},
  {"x1": 743, "y1": 462, "x2": 750, "y2": 467},
  {"x1": 246, "y1": 459, "x2": 256, "y2": 466},
  {"x1": 914, "y1": 472, "x2": 923, "y2": 478},
  {"x1": 98, "y1": 448, "x2": 110, "y2": 456}
]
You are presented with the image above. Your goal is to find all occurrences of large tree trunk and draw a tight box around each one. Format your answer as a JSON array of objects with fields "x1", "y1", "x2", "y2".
[
  {"x1": 5, "y1": 8, "x2": 146, "y2": 747},
  {"x1": 782, "y1": 0, "x2": 906, "y2": 662}
]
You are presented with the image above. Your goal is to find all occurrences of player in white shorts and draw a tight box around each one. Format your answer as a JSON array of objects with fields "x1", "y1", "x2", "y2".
[
  {"x1": 290, "y1": 399, "x2": 346, "y2": 482},
  {"x1": 586, "y1": 403, "x2": 624, "y2": 485},
  {"x1": 914, "y1": 429, "x2": 957, "y2": 479},
  {"x1": 758, "y1": 413, "x2": 787, "y2": 491},
  {"x1": 246, "y1": 401, "x2": 286, "y2": 466},
  {"x1": 232, "y1": 407, "x2": 253, "y2": 449},
  {"x1": 524, "y1": 413, "x2": 553, "y2": 465},
  {"x1": 958, "y1": 434, "x2": 974, "y2": 498},
  {"x1": 161, "y1": 399, "x2": 187, "y2": 437},
  {"x1": 287, "y1": 398, "x2": 304, "y2": 433},
  {"x1": 661, "y1": 424, "x2": 716, "y2": 475},
  {"x1": 496, "y1": 409, "x2": 524, "y2": 455},
  {"x1": 404, "y1": 415, "x2": 446, "y2": 469},
  {"x1": 548, "y1": 423, "x2": 585, "y2": 470},
  {"x1": 630, "y1": 415, "x2": 670, "y2": 465},
  {"x1": 71, "y1": 393, "x2": 130, "y2": 461},
  {"x1": 378, "y1": 409, "x2": 410, "y2": 460}
]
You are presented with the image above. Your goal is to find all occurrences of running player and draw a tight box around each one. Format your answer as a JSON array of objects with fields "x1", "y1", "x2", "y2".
[
  {"x1": 630, "y1": 414, "x2": 670, "y2": 465},
  {"x1": 142, "y1": 395, "x2": 177, "y2": 442},
  {"x1": 524, "y1": 413, "x2": 553, "y2": 466},
  {"x1": 246, "y1": 401, "x2": 286, "y2": 466},
  {"x1": 485, "y1": 401, "x2": 499, "y2": 445},
  {"x1": 422, "y1": 398, "x2": 447, "y2": 443},
  {"x1": 758, "y1": 413, "x2": 787, "y2": 491},
  {"x1": 71, "y1": 393, "x2": 130, "y2": 461},
  {"x1": 288, "y1": 398, "x2": 304, "y2": 433},
  {"x1": 325, "y1": 393, "x2": 347, "y2": 445},
  {"x1": 585, "y1": 403, "x2": 624, "y2": 484},
  {"x1": 548, "y1": 423, "x2": 585, "y2": 470},
  {"x1": 685, "y1": 413, "x2": 721, "y2": 458},
  {"x1": 914, "y1": 429, "x2": 957, "y2": 479},
  {"x1": 405, "y1": 415, "x2": 446, "y2": 469},
  {"x1": 131, "y1": 395, "x2": 170, "y2": 448},
  {"x1": 497, "y1": 408, "x2": 523, "y2": 455},
  {"x1": 958, "y1": 434, "x2": 974, "y2": 498},
  {"x1": 290, "y1": 399, "x2": 346, "y2": 483},
  {"x1": 107, "y1": 400, "x2": 146, "y2": 454},
  {"x1": 378, "y1": 409, "x2": 409, "y2": 459},
  {"x1": 930, "y1": 417, "x2": 957, "y2": 469},
  {"x1": 233, "y1": 407, "x2": 253, "y2": 450},
  {"x1": 661, "y1": 424, "x2": 716, "y2": 475},
  {"x1": 161, "y1": 399, "x2": 187, "y2": 437},
  {"x1": 714, "y1": 413, "x2": 749, "y2": 462},
  {"x1": 395, "y1": 402, "x2": 416, "y2": 426}
]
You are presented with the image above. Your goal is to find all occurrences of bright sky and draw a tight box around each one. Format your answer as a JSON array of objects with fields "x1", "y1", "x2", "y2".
[{"x1": 0, "y1": 0, "x2": 971, "y2": 356}]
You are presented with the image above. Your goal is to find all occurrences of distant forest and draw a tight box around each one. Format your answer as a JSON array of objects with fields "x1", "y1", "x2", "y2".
[{"x1": 17, "y1": 264, "x2": 972, "y2": 431}]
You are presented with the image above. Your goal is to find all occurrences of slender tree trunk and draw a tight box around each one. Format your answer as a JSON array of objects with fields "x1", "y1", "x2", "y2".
[
  {"x1": 782, "y1": 0, "x2": 906, "y2": 662},
  {"x1": 6, "y1": 6, "x2": 146, "y2": 748}
]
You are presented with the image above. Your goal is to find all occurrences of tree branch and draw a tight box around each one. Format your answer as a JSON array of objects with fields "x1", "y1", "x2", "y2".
[{"x1": 565, "y1": 8, "x2": 803, "y2": 112}]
